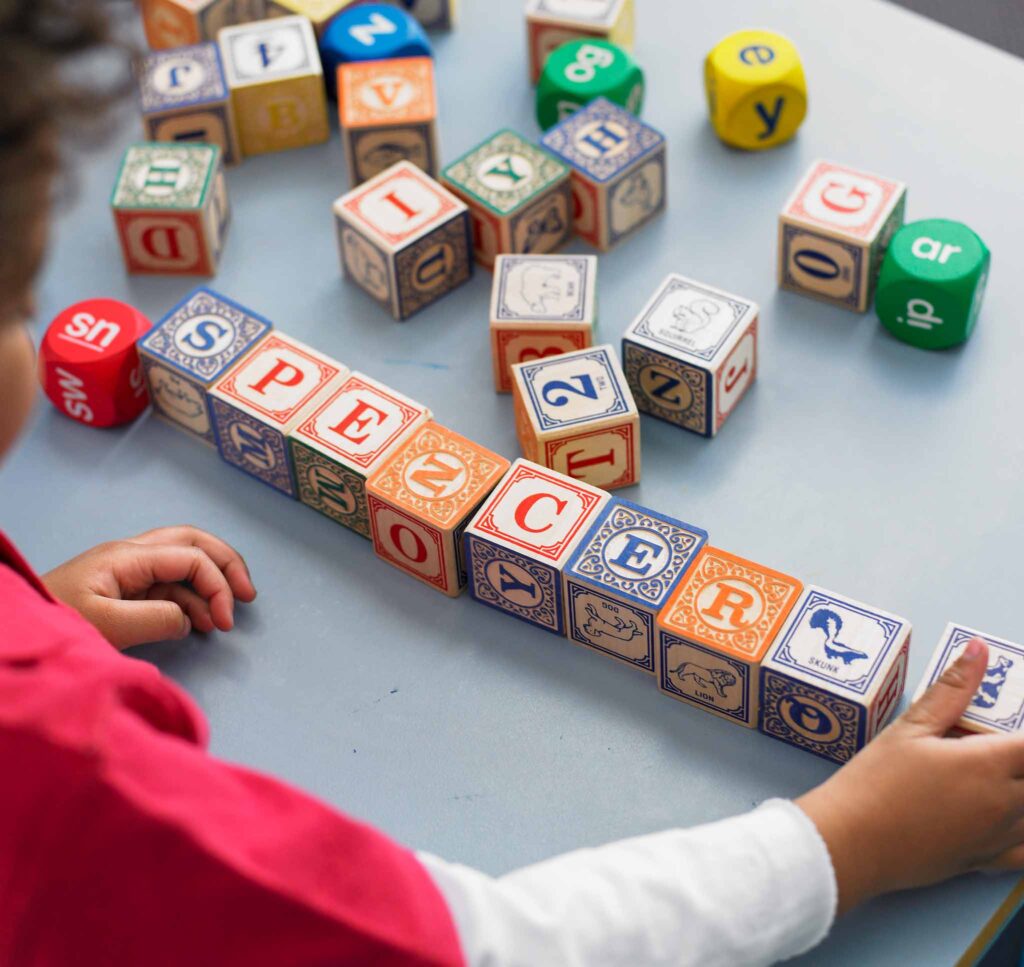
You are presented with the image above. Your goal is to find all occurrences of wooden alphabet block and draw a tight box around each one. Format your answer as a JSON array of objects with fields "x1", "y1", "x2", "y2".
[
  {"x1": 464, "y1": 459, "x2": 609, "y2": 635},
  {"x1": 111, "y1": 142, "x2": 230, "y2": 276},
  {"x1": 141, "y1": 0, "x2": 267, "y2": 50},
  {"x1": 288, "y1": 372, "x2": 431, "y2": 537},
  {"x1": 490, "y1": 253, "x2": 597, "y2": 393},
  {"x1": 760, "y1": 588, "x2": 912, "y2": 763},
  {"x1": 441, "y1": 129, "x2": 572, "y2": 269},
  {"x1": 540, "y1": 96, "x2": 665, "y2": 251},
  {"x1": 333, "y1": 160, "x2": 473, "y2": 320},
  {"x1": 511, "y1": 344, "x2": 639, "y2": 490},
  {"x1": 138, "y1": 287, "x2": 272, "y2": 445},
  {"x1": 378, "y1": 0, "x2": 455, "y2": 30},
  {"x1": 366, "y1": 422, "x2": 510, "y2": 596},
  {"x1": 622, "y1": 274, "x2": 757, "y2": 438},
  {"x1": 219, "y1": 16, "x2": 330, "y2": 156},
  {"x1": 525, "y1": 0, "x2": 634, "y2": 85},
  {"x1": 779, "y1": 160, "x2": 907, "y2": 312},
  {"x1": 563, "y1": 499, "x2": 707, "y2": 672},
  {"x1": 138, "y1": 42, "x2": 242, "y2": 165},
  {"x1": 210, "y1": 332, "x2": 349, "y2": 495},
  {"x1": 338, "y1": 56, "x2": 438, "y2": 185},
  {"x1": 656, "y1": 547, "x2": 802, "y2": 728},
  {"x1": 265, "y1": 0, "x2": 354, "y2": 36}
]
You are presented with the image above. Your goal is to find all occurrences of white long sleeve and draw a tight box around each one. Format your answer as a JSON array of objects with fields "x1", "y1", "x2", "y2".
[{"x1": 418, "y1": 799, "x2": 837, "y2": 967}]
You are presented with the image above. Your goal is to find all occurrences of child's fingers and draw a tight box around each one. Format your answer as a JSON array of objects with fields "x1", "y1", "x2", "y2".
[
  {"x1": 90, "y1": 596, "x2": 192, "y2": 649},
  {"x1": 146, "y1": 582, "x2": 217, "y2": 634},
  {"x1": 979, "y1": 842, "x2": 1024, "y2": 873},
  {"x1": 899, "y1": 638, "x2": 989, "y2": 736}
]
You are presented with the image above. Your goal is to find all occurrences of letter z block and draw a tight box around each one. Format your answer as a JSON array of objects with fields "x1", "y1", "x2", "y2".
[
  {"x1": 111, "y1": 142, "x2": 230, "y2": 276},
  {"x1": 490, "y1": 254, "x2": 597, "y2": 393},
  {"x1": 334, "y1": 160, "x2": 473, "y2": 319},
  {"x1": 563, "y1": 499, "x2": 707, "y2": 672},
  {"x1": 760, "y1": 587, "x2": 911, "y2": 763},
  {"x1": 511, "y1": 344, "x2": 639, "y2": 490},
  {"x1": 141, "y1": 0, "x2": 267, "y2": 51},
  {"x1": 441, "y1": 129, "x2": 572, "y2": 269},
  {"x1": 656, "y1": 547, "x2": 802, "y2": 728},
  {"x1": 464, "y1": 459, "x2": 609, "y2": 636},
  {"x1": 366, "y1": 422, "x2": 510, "y2": 596},
  {"x1": 525, "y1": 0, "x2": 634, "y2": 85},
  {"x1": 622, "y1": 274, "x2": 757, "y2": 438},
  {"x1": 219, "y1": 16, "x2": 330, "y2": 156},
  {"x1": 289, "y1": 372, "x2": 431, "y2": 537},
  {"x1": 210, "y1": 333, "x2": 349, "y2": 495},
  {"x1": 779, "y1": 160, "x2": 907, "y2": 312}
]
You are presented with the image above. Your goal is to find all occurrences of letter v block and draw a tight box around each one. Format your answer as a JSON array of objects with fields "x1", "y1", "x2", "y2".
[
  {"x1": 210, "y1": 333, "x2": 349, "y2": 496},
  {"x1": 366, "y1": 422, "x2": 510, "y2": 596},
  {"x1": 464, "y1": 459, "x2": 609, "y2": 636}
]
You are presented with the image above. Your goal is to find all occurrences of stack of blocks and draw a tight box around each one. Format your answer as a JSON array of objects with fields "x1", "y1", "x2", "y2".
[{"x1": 525, "y1": 0, "x2": 635, "y2": 85}]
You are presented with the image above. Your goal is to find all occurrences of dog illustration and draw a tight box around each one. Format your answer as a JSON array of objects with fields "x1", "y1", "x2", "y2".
[
  {"x1": 582, "y1": 604, "x2": 641, "y2": 643},
  {"x1": 972, "y1": 655, "x2": 1014, "y2": 709},
  {"x1": 809, "y1": 608, "x2": 868, "y2": 665},
  {"x1": 671, "y1": 661, "x2": 736, "y2": 698},
  {"x1": 518, "y1": 265, "x2": 565, "y2": 314}
]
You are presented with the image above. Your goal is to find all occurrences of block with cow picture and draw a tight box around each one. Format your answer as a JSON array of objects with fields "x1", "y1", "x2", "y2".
[{"x1": 563, "y1": 499, "x2": 707, "y2": 673}]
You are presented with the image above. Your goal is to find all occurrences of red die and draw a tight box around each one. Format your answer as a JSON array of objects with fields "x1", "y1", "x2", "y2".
[{"x1": 38, "y1": 299, "x2": 152, "y2": 428}]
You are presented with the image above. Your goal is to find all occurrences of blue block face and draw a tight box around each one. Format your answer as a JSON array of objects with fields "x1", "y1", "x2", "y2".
[
  {"x1": 138, "y1": 43, "x2": 229, "y2": 114},
  {"x1": 210, "y1": 397, "x2": 298, "y2": 498}
]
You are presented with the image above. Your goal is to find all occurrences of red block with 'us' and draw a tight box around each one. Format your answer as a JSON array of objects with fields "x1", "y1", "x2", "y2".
[{"x1": 38, "y1": 299, "x2": 152, "y2": 428}]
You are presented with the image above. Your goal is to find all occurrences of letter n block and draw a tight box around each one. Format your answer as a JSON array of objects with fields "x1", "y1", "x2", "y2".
[
  {"x1": 209, "y1": 333, "x2": 349, "y2": 495},
  {"x1": 655, "y1": 547, "x2": 802, "y2": 728},
  {"x1": 759, "y1": 587, "x2": 911, "y2": 763},
  {"x1": 511, "y1": 344, "x2": 639, "y2": 490},
  {"x1": 464, "y1": 459, "x2": 609, "y2": 635},
  {"x1": 334, "y1": 160, "x2": 473, "y2": 320},
  {"x1": 288, "y1": 372, "x2": 431, "y2": 537},
  {"x1": 111, "y1": 142, "x2": 230, "y2": 276},
  {"x1": 366, "y1": 422, "x2": 510, "y2": 596},
  {"x1": 563, "y1": 499, "x2": 706, "y2": 672},
  {"x1": 779, "y1": 160, "x2": 907, "y2": 312},
  {"x1": 622, "y1": 274, "x2": 758, "y2": 438}
]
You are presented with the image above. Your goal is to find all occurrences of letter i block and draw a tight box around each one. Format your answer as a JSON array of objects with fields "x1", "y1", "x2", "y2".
[
  {"x1": 289, "y1": 372, "x2": 431, "y2": 537},
  {"x1": 141, "y1": 0, "x2": 267, "y2": 51},
  {"x1": 334, "y1": 160, "x2": 473, "y2": 320},
  {"x1": 525, "y1": 0, "x2": 634, "y2": 85},
  {"x1": 759, "y1": 588, "x2": 911, "y2": 763},
  {"x1": 219, "y1": 16, "x2": 330, "y2": 156},
  {"x1": 441, "y1": 130, "x2": 572, "y2": 269},
  {"x1": 490, "y1": 254, "x2": 597, "y2": 393},
  {"x1": 366, "y1": 422, "x2": 510, "y2": 596},
  {"x1": 512, "y1": 344, "x2": 639, "y2": 490},
  {"x1": 138, "y1": 43, "x2": 242, "y2": 165},
  {"x1": 540, "y1": 97, "x2": 665, "y2": 251},
  {"x1": 656, "y1": 547, "x2": 802, "y2": 728},
  {"x1": 338, "y1": 57, "x2": 438, "y2": 186},
  {"x1": 622, "y1": 274, "x2": 758, "y2": 438},
  {"x1": 138, "y1": 287, "x2": 272, "y2": 446},
  {"x1": 209, "y1": 333, "x2": 349, "y2": 496},
  {"x1": 563, "y1": 499, "x2": 707, "y2": 673},
  {"x1": 464, "y1": 459, "x2": 609, "y2": 636},
  {"x1": 111, "y1": 143, "x2": 230, "y2": 276},
  {"x1": 779, "y1": 160, "x2": 907, "y2": 312}
]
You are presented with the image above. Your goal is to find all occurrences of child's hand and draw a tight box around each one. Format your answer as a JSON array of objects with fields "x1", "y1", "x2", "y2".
[
  {"x1": 797, "y1": 638, "x2": 1024, "y2": 915},
  {"x1": 43, "y1": 526, "x2": 257, "y2": 650}
]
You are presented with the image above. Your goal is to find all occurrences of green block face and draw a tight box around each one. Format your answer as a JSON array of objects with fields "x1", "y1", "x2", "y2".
[
  {"x1": 536, "y1": 39, "x2": 644, "y2": 131},
  {"x1": 111, "y1": 142, "x2": 220, "y2": 212},
  {"x1": 876, "y1": 218, "x2": 990, "y2": 350}
]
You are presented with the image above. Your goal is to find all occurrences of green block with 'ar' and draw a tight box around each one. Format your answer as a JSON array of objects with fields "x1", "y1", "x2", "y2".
[{"x1": 876, "y1": 219, "x2": 990, "y2": 350}]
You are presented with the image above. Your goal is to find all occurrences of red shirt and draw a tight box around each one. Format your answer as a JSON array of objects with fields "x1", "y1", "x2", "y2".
[{"x1": 0, "y1": 532, "x2": 463, "y2": 966}]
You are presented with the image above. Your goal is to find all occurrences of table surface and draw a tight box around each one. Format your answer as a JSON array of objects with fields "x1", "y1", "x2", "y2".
[{"x1": 6, "y1": 1, "x2": 1024, "y2": 963}]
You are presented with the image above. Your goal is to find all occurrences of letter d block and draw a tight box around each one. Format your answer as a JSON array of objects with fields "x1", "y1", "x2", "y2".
[
  {"x1": 366, "y1": 422, "x2": 510, "y2": 596},
  {"x1": 111, "y1": 142, "x2": 230, "y2": 276},
  {"x1": 464, "y1": 459, "x2": 609, "y2": 636},
  {"x1": 656, "y1": 547, "x2": 802, "y2": 728},
  {"x1": 210, "y1": 333, "x2": 349, "y2": 496}
]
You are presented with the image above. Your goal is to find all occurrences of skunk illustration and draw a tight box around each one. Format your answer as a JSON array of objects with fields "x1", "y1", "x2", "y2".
[
  {"x1": 583, "y1": 604, "x2": 641, "y2": 643},
  {"x1": 972, "y1": 655, "x2": 1014, "y2": 709},
  {"x1": 809, "y1": 608, "x2": 868, "y2": 665},
  {"x1": 671, "y1": 661, "x2": 736, "y2": 698}
]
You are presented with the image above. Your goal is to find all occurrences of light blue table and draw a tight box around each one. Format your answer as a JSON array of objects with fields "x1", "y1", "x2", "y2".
[{"x1": 6, "y1": 1, "x2": 1024, "y2": 962}]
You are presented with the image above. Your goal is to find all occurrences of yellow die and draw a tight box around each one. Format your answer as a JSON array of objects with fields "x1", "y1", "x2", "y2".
[{"x1": 704, "y1": 30, "x2": 807, "y2": 151}]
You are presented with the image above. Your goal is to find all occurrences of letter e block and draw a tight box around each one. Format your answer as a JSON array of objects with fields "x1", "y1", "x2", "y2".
[{"x1": 525, "y1": 0, "x2": 635, "y2": 85}]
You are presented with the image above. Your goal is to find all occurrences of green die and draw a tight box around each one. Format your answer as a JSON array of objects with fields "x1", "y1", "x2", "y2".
[
  {"x1": 536, "y1": 39, "x2": 643, "y2": 132},
  {"x1": 876, "y1": 219, "x2": 990, "y2": 350}
]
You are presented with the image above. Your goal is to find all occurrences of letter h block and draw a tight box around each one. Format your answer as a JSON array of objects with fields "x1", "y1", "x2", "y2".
[
  {"x1": 563, "y1": 499, "x2": 707, "y2": 673},
  {"x1": 289, "y1": 372, "x2": 431, "y2": 538},
  {"x1": 138, "y1": 287, "x2": 272, "y2": 446},
  {"x1": 511, "y1": 344, "x2": 639, "y2": 491},
  {"x1": 210, "y1": 333, "x2": 349, "y2": 496},
  {"x1": 464, "y1": 459, "x2": 609, "y2": 636},
  {"x1": 759, "y1": 587, "x2": 911, "y2": 763},
  {"x1": 366, "y1": 422, "x2": 510, "y2": 596},
  {"x1": 779, "y1": 160, "x2": 907, "y2": 312},
  {"x1": 111, "y1": 142, "x2": 230, "y2": 276},
  {"x1": 656, "y1": 547, "x2": 802, "y2": 728},
  {"x1": 622, "y1": 274, "x2": 757, "y2": 438}
]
